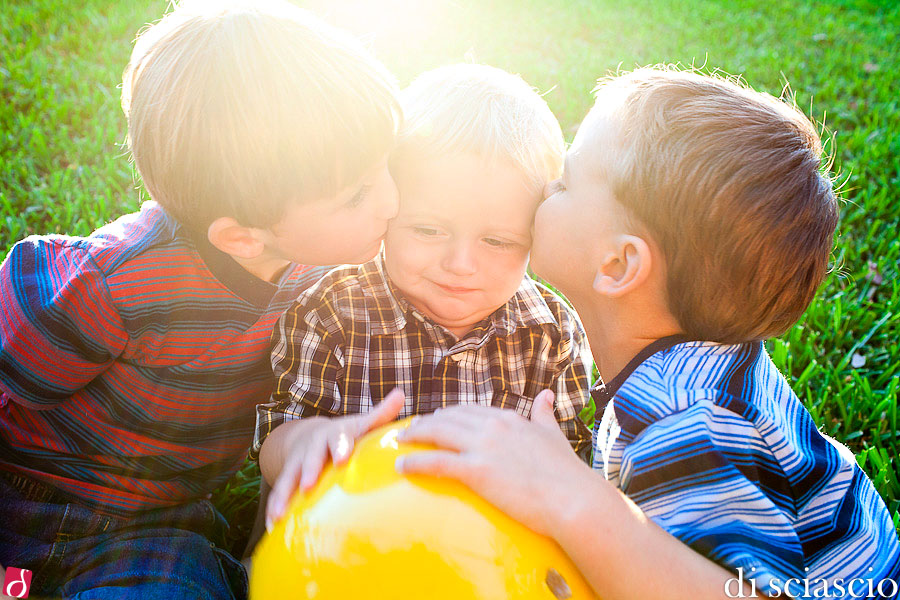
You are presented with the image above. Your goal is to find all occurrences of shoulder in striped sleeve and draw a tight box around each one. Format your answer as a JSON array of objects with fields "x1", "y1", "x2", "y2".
[{"x1": 597, "y1": 340, "x2": 900, "y2": 594}]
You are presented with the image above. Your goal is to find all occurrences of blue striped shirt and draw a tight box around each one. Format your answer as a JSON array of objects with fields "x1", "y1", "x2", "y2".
[{"x1": 593, "y1": 337, "x2": 900, "y2": 597}]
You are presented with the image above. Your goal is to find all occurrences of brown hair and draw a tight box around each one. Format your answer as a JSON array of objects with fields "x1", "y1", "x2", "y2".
[
  {"x1": 596, "y1": 67, "x2": 838, "y2": 343},
  {"x1": 122, "y1": 0, "x2": 400, "y2": 232}
]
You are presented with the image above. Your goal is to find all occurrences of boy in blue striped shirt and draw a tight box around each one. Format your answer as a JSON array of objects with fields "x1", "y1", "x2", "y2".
[{"x1": 399, "y1": 68, "x2": 900, "y2": 598}]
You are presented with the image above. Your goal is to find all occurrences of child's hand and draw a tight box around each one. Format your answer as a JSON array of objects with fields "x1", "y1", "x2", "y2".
[
  {"x1": 265, "y1": 388, "x2": 406, "y2": 529},
  {"x1": 395, "y1": 389, "x2": 594, "y2": 538},
  {"x1": 398, "y1": 392, "x2": 754, "y2": 600}
]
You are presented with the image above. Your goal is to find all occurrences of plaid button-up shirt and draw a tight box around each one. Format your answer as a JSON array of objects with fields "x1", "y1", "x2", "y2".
[{"x1": 252, "y1": 257, "x2": 592, "y2": 460}]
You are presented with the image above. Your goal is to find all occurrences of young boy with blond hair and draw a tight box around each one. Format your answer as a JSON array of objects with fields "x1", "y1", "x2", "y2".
[
  {"x1": 399, "y1": 68, "x2": 900, "y2": 598},
  {"x1": 253, "y1": 63, "x2": 592, "y2": 524},
  {"x1": 0, "y1": 1, "x2": 401, "y2": 597}
]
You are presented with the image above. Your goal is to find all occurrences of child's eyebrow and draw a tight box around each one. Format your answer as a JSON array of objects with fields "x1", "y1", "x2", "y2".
[{"x1": 479, "y1": 224, "x2": 533, "y2": 240}]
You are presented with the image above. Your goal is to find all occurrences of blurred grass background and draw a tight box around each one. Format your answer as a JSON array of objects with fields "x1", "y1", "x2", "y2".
[{"x1": 2, "y1": 0, "x2": 899, "y2": 552}]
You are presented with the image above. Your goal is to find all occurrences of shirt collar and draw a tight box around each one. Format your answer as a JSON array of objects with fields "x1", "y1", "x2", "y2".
[
  {"x1": 590, "y1": 334, "x2": 693, "y2": 407},
  {"x1": 494, "y1": 275, "x2": 560, "y2": 336},
  {"x1": 359, "y1": 255, "x2": 409, "y2": 335},
  {"x1": 360, "y1": 256, "x2": 561, "y2": 339},
  {"x1": 161, "y1": 204, "x2": 283, "y2": 308}
]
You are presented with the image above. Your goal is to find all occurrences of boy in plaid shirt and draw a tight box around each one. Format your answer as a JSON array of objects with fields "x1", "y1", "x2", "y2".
[{"x1": 254, "y1": 64, "x2": 593, "y2": 525}]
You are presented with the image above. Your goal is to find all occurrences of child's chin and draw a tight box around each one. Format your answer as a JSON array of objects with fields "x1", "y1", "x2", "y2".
[{"x1": 430, "y1": 309, "x2": 486, "y2": 329}]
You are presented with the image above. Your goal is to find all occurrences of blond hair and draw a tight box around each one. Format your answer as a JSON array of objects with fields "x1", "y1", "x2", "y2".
[
  {"x1": 393, "y1": 63, "x2": 564, "y2": 194},
  {"x1": 122, "y1": 0, "x2": 400, "y2": 232},
  {"x1": 595, "y1": 67, "x2": 838, "y2": 343}
]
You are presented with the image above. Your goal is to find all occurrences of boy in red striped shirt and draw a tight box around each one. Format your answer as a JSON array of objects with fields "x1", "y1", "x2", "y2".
[{"x1": 0, "y1": 1, "x2": 400, "y2": 598}]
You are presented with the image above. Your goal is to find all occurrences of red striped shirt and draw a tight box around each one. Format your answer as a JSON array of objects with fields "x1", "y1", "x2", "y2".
[{"x1": 0, "y1": 202, "x2": 327, "y2": 515}]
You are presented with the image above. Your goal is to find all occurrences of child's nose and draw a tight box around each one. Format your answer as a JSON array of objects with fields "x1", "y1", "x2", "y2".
[
  {"x1": 542, "y1": 178, "x2": 563, "y2": 202},
  {"x1": 441, "y1": 242, "x2": 478, "y2": 276}
]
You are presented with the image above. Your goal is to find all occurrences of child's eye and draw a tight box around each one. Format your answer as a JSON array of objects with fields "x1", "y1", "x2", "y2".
[
  {"x1": 346, "y1": 184, "x2": 372, "y2": 208},
  {"x1": 413, "y1": 226, "x2": 442, "y2": 237},
  {"x1": 484, "y1": 238, "x2": 515, "y2": 249}
]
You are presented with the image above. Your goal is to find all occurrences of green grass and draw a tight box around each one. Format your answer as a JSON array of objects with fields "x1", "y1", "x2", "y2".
[{"x1": 3, "y1": 0, "x2": 900, "y2": 550}]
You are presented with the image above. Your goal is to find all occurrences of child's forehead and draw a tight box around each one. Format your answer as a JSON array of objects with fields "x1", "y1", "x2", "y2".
[
  {"x1": 573, "y1": 105, "x2": 620, "y2": 147},
  {"x1": 396, "y1": 194, "x2": 535, "y2": 232},
  {"x1": 396, "y1": 152, "x2": 522, "y2": 183},
  {"x1": 566, "y1": 109, "x2": 626, "y2": 180},
  {"x1": 395, "y1": 154, "x2": 538, "y2": 216}
]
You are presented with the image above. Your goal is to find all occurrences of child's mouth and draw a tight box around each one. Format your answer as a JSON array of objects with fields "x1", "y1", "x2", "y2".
[{"x1": 433, "y1": 282, "x2": 477, "y2": 294}]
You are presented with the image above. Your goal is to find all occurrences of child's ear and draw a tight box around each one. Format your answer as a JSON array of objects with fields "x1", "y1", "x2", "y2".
[
  {"x1": 592, "y1": 234, "x2": 653, "y2": 298},
  {"x1": 207, "y1": 217, "x2": 266, "y2": 259}
]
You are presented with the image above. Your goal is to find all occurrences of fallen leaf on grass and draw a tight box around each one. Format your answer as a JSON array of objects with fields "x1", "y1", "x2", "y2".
[
  {"x1": 866, "y1": 261, "x2": 883, "y2": 300},
  {"x1": 863, "y1": 62, "x2": 879, "y2": 73},
  {"x1": 866, "y1": 261, "x2": 883, "y2": 285}
]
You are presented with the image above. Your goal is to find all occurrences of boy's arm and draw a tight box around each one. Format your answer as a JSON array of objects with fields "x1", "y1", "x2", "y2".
[
  {"x1": 548, "y1": 322, "x2": 593, "y2": 459},
  {"x1": 614, "y1": 400, "x2": 900, "y2": 594},
  {"x1": 253, "y1": 302, "x2": 346, "y2": 521},
  {"x1": 398, "y1": 393, "x2": 751, "y2": 600},
  {"x1": 0, "y1": 239, "x2": 127, "y2": 407},
  {"x1": 260, "y1": 390, "x2": 405, "y2": 526},
  {"x1": 540, "y1": 293, "x2": 594, "y2": 458},
  {"x1": 250, "y1": 301, "x2": 346, "y2": 464},
  {"x1": 253, "y1": 297, "x2": 407, "y2": 525}
]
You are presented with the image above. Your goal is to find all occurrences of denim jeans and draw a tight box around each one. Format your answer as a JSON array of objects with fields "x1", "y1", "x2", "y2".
[{"x1": 0, "y1": 471, "x2": 247, "y2": 600}]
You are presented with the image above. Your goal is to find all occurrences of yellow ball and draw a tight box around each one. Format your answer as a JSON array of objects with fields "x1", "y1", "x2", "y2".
[{"x1": 251, "y1": 418, "x2": 596, "y2": 599}]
